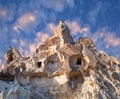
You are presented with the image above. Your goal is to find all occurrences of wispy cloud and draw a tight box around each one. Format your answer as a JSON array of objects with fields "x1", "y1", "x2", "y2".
[
  {"x1": 66, "y1": 21, "x2": 90, "y2": 37},
  {"x1": 39, "y1": 0, "x2": 75, "y2": 12},
  {"x1": 89, "y1": 2, "x2": 102, "y2": 24},
  {"x1": 89, "y1": 28, "x2": 120, "y2": 58},
  {"x1": 104, "y1": 33, "x2": 120, "y2": 47},
  {"x1": 0, "y1": 0, "x2": 120, "y2": 62},
  {"x1": 17, "y1": 31, "x2": 49, "y2": 57},
  {"x1": 45, "y1": 23, "x2": 57, "y2": 35},
  {"x1": 66, "y1": 0, "x2": 75, "y2": 7},
  {"x1": 14, "y1": 13, "x2": 36, "y2": 32},
  {"x1": 22, "y1": 43, "x2": 36, "y2": 57},
  {"x1": 35, "y1": 32, "x2": 49, "y2": 43},
  {"x1": 11, "y1": 38, "x2": 17, "y2": 44},
  {"x1": 0, "y1": 4, "x2": 16, "y2": 23},
  {"x1": 47, "y1": 23, "x2": 56, "y2": 32},
  {"x1": 29, "y1": 44, "x2": 36, "y2": 54},
  {"x1": 90, "y1": 28, "x2": 120, "y2": 49},
  {"x1": 20, "y1": 39, "x2": 26, "y2": 47},
  {"x1": 0, "y1": 8, "x2": 6, "y2": 17}
]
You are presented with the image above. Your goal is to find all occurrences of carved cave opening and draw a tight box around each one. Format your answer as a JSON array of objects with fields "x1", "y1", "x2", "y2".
[
  {"x1": 37, "y1": 62, "x2": 42, "y2": 68},
  {"x1": 69, "y1": 55, "x2": 83, "y2": 71},
  {"x1": 9, "y1": 55, "x2": 13, "y2": 62},
  {"x1": 76, "y1": 57, "x2": 82, "y2": 65}
]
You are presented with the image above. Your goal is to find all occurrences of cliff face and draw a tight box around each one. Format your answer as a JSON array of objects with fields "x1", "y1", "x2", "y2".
[{"x1": 0, "y1": 21, "x2": 120, "y2": 99}]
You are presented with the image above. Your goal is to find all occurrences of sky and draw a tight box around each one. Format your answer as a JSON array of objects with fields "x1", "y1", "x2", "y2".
[{"x1": 0, "y1": 0, "x2": 120, "y2": 66}]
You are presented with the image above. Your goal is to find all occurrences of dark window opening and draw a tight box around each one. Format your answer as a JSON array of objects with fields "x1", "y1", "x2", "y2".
[
  {"x1": 76, "y1": 58, "x2": 82, "y2": 65},
  {"x1": 37, "y1": 62, "x2": 42, "y2": 68},
  {"x1": 9, "y1": 55, "x2": 13, "y2": 62}
]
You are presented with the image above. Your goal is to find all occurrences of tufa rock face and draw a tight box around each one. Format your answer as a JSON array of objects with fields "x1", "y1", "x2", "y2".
[{"x1": 0, "y1": 21, "x2": 120, "y2": 99}]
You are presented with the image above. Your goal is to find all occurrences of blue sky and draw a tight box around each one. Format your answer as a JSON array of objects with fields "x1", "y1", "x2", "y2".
[{"x1": 0, "y1": 0, "x2": 120, "y2": 66}]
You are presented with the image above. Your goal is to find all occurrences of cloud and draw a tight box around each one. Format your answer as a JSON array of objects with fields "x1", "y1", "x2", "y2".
[
  {"x1": 0, "y1": 4, "x2": 16, "y2": 24},
  {"x1": 18, "y1": 13, "x2": 35, "y2": 25},
  {"x1": 14, "y1": 13, "x2": 36, "y2": 32},
  {"x1": 90, "y1": 28, "x2": 120, "y2": 50},
  {"x1": 45, "y1": 23, "x2": 57, "y2": 35},
  {"x1": 0, "y1": 8, "x2": 6, "y2": 17},
  {"x1": 90, "y1": 31, "x2": 103, "y2": 43},
  {"x1": 39, "y1": 0, "x2": 75, "y2": 12},
  {"x1": 35, "y1": 32, "x2": 49, "y2": 43},
  {"x1": 47, "y1": 23, "x2": 56, "y2": 32},
  {"x1": 87, "y1": 28, "x2": 120, "y2": 59},
  {"x1": 11, "y1": 38, "x2": 17, "y2": 44},
  {"x1": 89, "y1": 2, "x2": 102, "y2": 24},
  {"x1": 28, "y1": 32, "x2": 49, "y2": 56},
  {"x1": 20, "y1": 40, "x2": 26, "y2": 47},
  {"x1": 22, "y1": 43, "x2": 36, "y2": 57},
  {"x1": 29, "y1": 44, "x2": 36, "y2": 54},
  {"x1": 104, "y1": 33, "x2": 120, "y2": 47},
  {"x1": 65, "y1": 21, "x2": 90, "y2": 36},
  {"x1": 66, "y1": 0, "x2": 75, "y2": 7},
  {"x1": 17, "y1": 31, "x2": 49, "y2": 57}
]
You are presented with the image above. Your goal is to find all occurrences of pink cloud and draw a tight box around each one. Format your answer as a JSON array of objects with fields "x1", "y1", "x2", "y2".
[
  {"x1": 0, "y1": 5, "x2": 16, "y2": 22},
  {"x1": 40, "y1": 0, "x2": 64, "y2": 12},
  {"x1": 47, "y1": 23, "x2": 56, "y2": 32},
  {"x1": 20, "y1": 32, "x2": 49, "y2": 57},
  {"x1": 14, "y1": 13, "x2": 36, "y2": 32},
  {"x1": 35, "y1": 32, "x2": 49, "y2": 43},
  {"x1": 20, "y1": 40, "x2": 26, "y2": 47},
  {"x1": 18, "y1": 13, "x2": 35, "y2": 26},
  {"x1": 65, "y1": 21, "x2": 90, "y2": 36},
  {"x1": 13, "y1": 21, "x2": 50, "y2": 56},
  {"x1": 0, "y1": 9, "x2": 6, "y2": 17},
  {"x1": 90, "y1": 31, "x2": 103, "y2": 43},
  {"x1": 29, "y1": 44, "x2": 36, "y2": 54},
  {"x1": 11, "y1": 38, "x2": 17, "y2": 44},
  {"x1": 104, "y1": 33, "x2": 120, "y2": 47},
  {"x1": 66, "y1": 0, "x2": 75, "y2": 7},
  {"x1": 89, "y1": 2, "x2": 102, "y2": 24},
  {"x1": 90, "y1": 28, "x2": 120, "y2": 48},
  {"x1": 21, "y1": 44, "x2": 36, "y2": 57}
]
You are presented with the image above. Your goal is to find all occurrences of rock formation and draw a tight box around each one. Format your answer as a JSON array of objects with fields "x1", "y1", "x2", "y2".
[{"x1": 0, "y1": 21, "x2": 120, "y2": 99}]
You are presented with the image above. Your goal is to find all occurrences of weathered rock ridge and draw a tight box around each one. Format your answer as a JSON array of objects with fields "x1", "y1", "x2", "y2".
[{"x1": 0, "y1": 20, "x2": 120, "y2": 99}]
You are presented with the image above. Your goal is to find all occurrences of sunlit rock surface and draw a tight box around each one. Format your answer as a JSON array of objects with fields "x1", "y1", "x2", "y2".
[{"x1": 0, "y1": 21, "x2": 120, "y2": 99}]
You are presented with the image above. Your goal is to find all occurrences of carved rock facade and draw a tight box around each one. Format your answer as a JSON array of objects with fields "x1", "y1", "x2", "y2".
[{"x1": 0, "y1": 21, "x2": 120, "y2": 99}]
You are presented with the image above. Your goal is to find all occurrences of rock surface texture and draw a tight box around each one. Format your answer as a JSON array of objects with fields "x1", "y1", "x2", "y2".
[{"x1": 0, "y1": 21, "x2": 120, "y2": 99}]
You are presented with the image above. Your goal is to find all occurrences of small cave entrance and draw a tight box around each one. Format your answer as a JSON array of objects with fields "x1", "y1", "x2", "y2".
[
  {"x1": 9, "y1": 55, "x2": 13, "y2": 62},
  {"x1": 37, "y1": 62, "x2": 42, "y2": 68},
  {"x1": 76, "y1": 57, "x2": 82, "y2": 65},
  {"x1": 69, "y1": 55, "x2": 83, "y2": 71}
]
